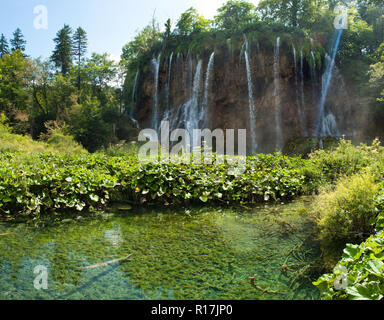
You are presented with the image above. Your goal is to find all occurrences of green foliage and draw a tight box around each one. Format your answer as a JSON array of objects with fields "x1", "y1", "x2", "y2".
[
  {"x1": 214, "y1": 0, "x2": 258, "y2": 31},
  {"x1": 175, "y1": 8, "x2": 211, "y2": 36},
  {"x1": 0, "y1": 117, "x2": 86, "y2": 155},
  {"x1": 0, "y1": 34, "x2": 9, "y2": 58},
  {"x1": 307, "y1": 138, "x2": 382, "y2": 183},
  {"x1": 257, "y1": 0, "x2": 322, "y2": 29},
  {"x1": 51, "y1": 25, "x2": 74, "y2": 75},
  {"x1": 10, "y1": 28, "x2": 26, "y2": 54},
  {"x1": 312, "y1": 173, "x2": 380, "y2": 268},
  {"x1": 0, "y1": 151, "x2": 306, "y2": 217},
  {"x1": 314, "y1": 222, "x2": 384, "y2": 300},
  {"x1": 0, "y1": 50, "x2": 32, "y2": 118},
  {"x1": 0, "y1": 153, "x2": 118, "y2": 216}
]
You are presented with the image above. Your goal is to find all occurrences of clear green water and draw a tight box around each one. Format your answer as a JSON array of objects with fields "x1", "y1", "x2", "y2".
[{"x1": 0, "y1": 198, "x2": 321, "y2": 300}]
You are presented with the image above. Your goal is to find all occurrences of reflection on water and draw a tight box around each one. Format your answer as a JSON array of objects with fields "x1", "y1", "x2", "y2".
[{"x1": 0, "y1": 198, "x2": 321, "y2": 300}]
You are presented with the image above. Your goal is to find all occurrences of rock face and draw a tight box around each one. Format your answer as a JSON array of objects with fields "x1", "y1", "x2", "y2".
[{"x1": 133, "y1": 37, "x2": 358, "y2": 154}]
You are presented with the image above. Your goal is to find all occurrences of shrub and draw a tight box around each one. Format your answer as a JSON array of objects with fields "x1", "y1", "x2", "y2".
[
  {"x1": 46, "y1": 133, "x2": 87, "y2": 154},
  {"x1": 309, "y1": 138, "x2": 372, "y2": 183},
  {"x1": 312, "y1": 173, "x2": 380, "y2": 268},
  {"x1": 313, "y1": 213, "x2": 384, "y2": 300}
]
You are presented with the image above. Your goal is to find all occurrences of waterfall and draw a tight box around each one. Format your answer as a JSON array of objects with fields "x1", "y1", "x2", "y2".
[
  {"x1": 274, "y1": 37, "x2": 283, "y2": 152},
  {"x1": 299, "y1": 48, "x2": 307, "y2": 136},
  {"x1": 315, "y1": 28, "x2": 343, "y2": 138},
  {"x1": 166, "y1": 52, "x2": 173, "y2": 112},
  {"x1": 151, "y1": 53, "x2": 161, "y2": 132},
  {"x1": 130, "y1": 70, "x2": 139, "y2": 128},
  {"x1": 321, "y1": 113, "x2": 340, "y2": 137},
  {"x1": 293, "y1": 46, "x2": 307, "y2": 137},
  {"x1": 243, "y1": 36, "x2": 258, "y2": 155},
  {"x1": 185, "y1": 52, "x2": 193, "y2": 100},
  {"x1": 200, "y1": 52, "x2": 215, "y2": 127},
  {"x1": 182, "y1": 59, "x2": 203, "y2": 152}
]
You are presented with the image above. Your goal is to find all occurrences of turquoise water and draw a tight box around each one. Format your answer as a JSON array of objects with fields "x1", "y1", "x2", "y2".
[{"x1": 0, "y1": 198, "x2": 321, "y2": 300}]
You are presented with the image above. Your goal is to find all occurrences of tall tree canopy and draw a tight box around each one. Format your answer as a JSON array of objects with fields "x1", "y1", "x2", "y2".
[
  {"x1": 175, "y1": 8, "x2": 210, "y2": 36},
  {"x1": 51, "y1": 25, "x2": 74, "y2": 75},
  {"x1": 10, "y1": 28, "x2": 26, "y2": 53},
  {"x1": 257, "y1": 0, "x2": 321, "y2": 28},
  {"x1": 214, "y1": 0, "x2": 257, "y2": 31},
  {"x1": 0, "y1": 34, "x2": 9, "y2": 58},
  {"x1": 72, "y1": 27, "x2": 88, "y2": 93}
]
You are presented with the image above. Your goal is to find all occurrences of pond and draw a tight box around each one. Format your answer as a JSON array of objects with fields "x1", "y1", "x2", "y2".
[{"x1": 0, "y1": 197, "x2": 321, "y2": 300}]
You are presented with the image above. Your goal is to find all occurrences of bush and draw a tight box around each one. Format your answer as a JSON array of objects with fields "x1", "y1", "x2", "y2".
[
  {"x1": 312, "y1": 173, "x2": 380, "y2": 268},
  {"x1": 46, "y1": 133, "x2": 87, "y2": 154},
  {"x1": 314, "y1": 212, "x2": 384, "y2": 300},
  {"x1": 0, "y1": 152, "x2": 306, "y2": 217},
  {"x1": 309, "y1": 138, "x2": 372, "y2": 183}
]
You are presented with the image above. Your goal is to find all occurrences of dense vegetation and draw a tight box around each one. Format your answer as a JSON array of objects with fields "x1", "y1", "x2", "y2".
[
  {"x1": 1, "y1": 0, "x2": 384, "y2": 300},
  {"x1": 1, "y1": 120, "x2": 384, "y2": 300},
  {"x1": 1, "y1": 0, "x2": 384, "y2": 151}
]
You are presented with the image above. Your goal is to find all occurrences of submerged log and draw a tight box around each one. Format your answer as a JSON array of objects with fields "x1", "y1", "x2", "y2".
[
  {"x1": 250, "y1": 274, "x2": 284, "y2": 295},
  {"x1": 83, "y1": 255, "x2": 132, "y2": 270},
  {"x1": 0, "y1": 233, "x2": 11, "y2": 237}
]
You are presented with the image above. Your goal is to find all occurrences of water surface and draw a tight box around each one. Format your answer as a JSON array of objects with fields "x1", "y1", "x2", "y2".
[{"x1": 0, "y1": 198, "x2": 321, "y2": 300}]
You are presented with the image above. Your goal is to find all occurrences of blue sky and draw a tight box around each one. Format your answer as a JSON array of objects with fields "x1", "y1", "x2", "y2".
[{"x1": 0, "y1": 0, "x2": 260, "y2": 61}]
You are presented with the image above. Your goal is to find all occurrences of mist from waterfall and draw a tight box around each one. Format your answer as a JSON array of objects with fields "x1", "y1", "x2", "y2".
[
  {"x1": 274, "y1": 37, "x2": 283, "y2": 152},
  {"x1": 321, "y1": 113, "x2": 340, "y2": 137},
  {"x1": 151, "y1": 53, "x2": 161, "y2": 132},
  {"x1": 243, "y1": 36, "x2": 258, "y2": 154},
  {"x1": 315, "y1": 28, "x2": 343, "y2": 138}
]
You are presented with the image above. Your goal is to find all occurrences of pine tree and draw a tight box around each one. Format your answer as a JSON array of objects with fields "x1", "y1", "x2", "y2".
[
  {"x1": 0, "y1": 34, "x2": 9, "y2": 58},
  {"x1": 72, "y1": 27, "x2": 88, "y2": 93},
  {"x1": 10, "y1": 28, "x2": 26, "y2": 53},
  {"x1": 51, "y1": 25, "x2": 73, "y2": 75}
]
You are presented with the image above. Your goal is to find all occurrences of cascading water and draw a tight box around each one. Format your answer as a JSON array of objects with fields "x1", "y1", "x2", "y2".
[
  {"x1": 151, "y1": 53, "x2": 161, "y2": 132},
  {"x1": 166, "y1": 52, "x2": 173, "y2": 112},
  {"x1": 299, "y1": 48, "x2": 308, "y2": 136},
  {"x1": 274, "y1": 37, "x2": 283, "y2": 152},
  {"x1": 321, "y1": 112, "x2": 340, "y2": 137},
  {"x1": 243, "y1": 36, "x2": 258, "y2": 155},
  {"x1": 200, "y1": 52, "x2": 215, "y2": 127},
  {"x1": 293, "y1": 46, "x2": 307, "y2": 136},
  {"x1": 182, "y1": 59, "x2": 203, "y2": 152},
  {"x1": 130, "y1": 70, "x2": 139, "y2": 128},
  {"x1": 186, "y1": 52, "x2": 193, "y2": 100},
  {"x1": 315, "y1": 27, "x2": 344, "y2": 138}
]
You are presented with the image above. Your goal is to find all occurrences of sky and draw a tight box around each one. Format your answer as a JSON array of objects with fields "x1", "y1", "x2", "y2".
[{"x1": 0, "y1": 0, "x2": 260, "y2": 61}]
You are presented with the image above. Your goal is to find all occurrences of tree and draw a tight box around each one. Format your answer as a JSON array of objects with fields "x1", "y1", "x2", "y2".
[
  {"x1": 72, "y1": 27, "x2": 88, "y2": 94},
  {"x1": 121, "y1": 24, "x2": 161, "y2": 64},
  {"x1": 51, "y1": 25, "x2": 73, "y2": 75},
  {"x1": 257, "y1": 0, "x2": 319, "y2": 28},
  {"x1": 10, "y1": 28, "x2": 26, "y2": 53},
  {"x1": 368, "y1": 42, "x2": 384, "y2": 133},
  {"x1": 164, "y1": 18, "x2": 172, "y2": 39},
  {"x1": 0, "y1": 34, "x2": 9, "y2": 58},
  {"x1": 0, "y1": 50, "x2": 31, "y2": 117},
  {"x1": 214, "y1": 0, "x2": 257, "y2": 31},
  {"x1": 175, "y1": 8, "x2": 210, "y2": 36}
]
